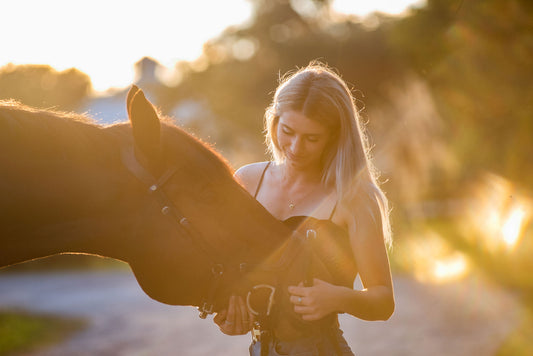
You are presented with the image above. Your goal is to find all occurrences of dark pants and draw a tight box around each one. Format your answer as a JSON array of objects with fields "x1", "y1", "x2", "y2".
[{"x1": 249, "y1": 328, "x2": 354, "y2": 356}]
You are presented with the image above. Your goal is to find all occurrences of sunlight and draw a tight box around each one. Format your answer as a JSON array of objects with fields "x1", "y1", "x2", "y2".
[
  {"x1": 462, "y1": 173, "x2": 532, "y2": 252},
  {"x1": 397, "y1": 229, "x2": 470, "y2": 284},
  {"x1": 433, "y1": 253, "x2": 468, "y2": 282},
  {"x1": 332, "y1": 0, "x2": 425, "y2": 17},
  {"x1": 1, "y1": 0, "x2": 253, "y2": 92},
  {"x1": 501, "y1": 206, "x2": 527, "y2": 248}
]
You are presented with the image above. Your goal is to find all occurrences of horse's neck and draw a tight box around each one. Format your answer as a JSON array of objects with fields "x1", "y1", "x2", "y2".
[{"x1": 0, "y1": 126, "x2": 136, "y2": 268}]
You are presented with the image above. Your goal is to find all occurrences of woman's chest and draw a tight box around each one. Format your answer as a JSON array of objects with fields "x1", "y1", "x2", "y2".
[{"x1": 256, "y1": 183, "x2": 336, "y2": 221}]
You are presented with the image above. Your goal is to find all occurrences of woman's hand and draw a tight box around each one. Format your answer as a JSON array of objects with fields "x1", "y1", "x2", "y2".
[
  {"x1": 288, "y1": 279, "x2": 342, "y2": 321},
  {"x1": 213, "y1": 295, "x2": 254, "y2": 335}
]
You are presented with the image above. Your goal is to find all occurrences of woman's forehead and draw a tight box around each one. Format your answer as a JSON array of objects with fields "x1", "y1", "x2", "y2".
[{"x1": 278, "y1": 110, "x2": 329, "y2": 135}]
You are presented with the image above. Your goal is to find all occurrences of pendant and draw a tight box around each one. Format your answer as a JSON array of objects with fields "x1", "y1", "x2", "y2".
[{"x1": 289, "y1": 203, "x2": 295, "y2": 210}]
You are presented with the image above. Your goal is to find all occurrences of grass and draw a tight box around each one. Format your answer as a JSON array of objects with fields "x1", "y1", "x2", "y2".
[{"x1": 0, "y1": 309, "x2": 86, "y2": 355}]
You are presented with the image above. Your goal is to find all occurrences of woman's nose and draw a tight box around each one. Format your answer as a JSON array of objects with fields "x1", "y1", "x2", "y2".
[{"x1": 290, "y1": 137, "x2": 304, "y2": 153}]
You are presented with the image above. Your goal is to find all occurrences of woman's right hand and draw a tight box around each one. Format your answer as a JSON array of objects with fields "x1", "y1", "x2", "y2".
[{"x1": 214, "y1": 295, "x2": 254, "y2": 335}]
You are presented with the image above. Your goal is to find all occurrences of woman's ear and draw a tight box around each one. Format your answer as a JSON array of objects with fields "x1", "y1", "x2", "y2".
[{"x1": 127, "y1": 86, "x2": 161, "y2": 160}]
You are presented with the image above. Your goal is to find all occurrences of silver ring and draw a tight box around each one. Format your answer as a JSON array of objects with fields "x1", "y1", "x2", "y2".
[
  {"x1": 224, "y1": 320, "x2": 234, "y2": 326},
  {"x1": 298, "y1": 296, "x2": 302, "y2": 304}
]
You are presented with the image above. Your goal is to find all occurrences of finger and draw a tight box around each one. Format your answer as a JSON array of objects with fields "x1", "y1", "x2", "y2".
[
  {"x1": 313, "y1": 278, "x2": 328, "y2": 286},
  {"x1": 302, "y1": 313, "x2": 321, "y2": 321},
  {"x1": 237, "y1": 296, "x2": 251, "y2": 331},
  {"x1": 288, "y1": 285, "x2": 307, "y2": 297},
  {"x1": 213, "y1": 309, "x2": 227, "y2": 326},
  {"x1": 234, "y1": 296, "x2": 244, "y2": 333},
  {"x1": 293, "y1": 305, "x2": 314, "y2": 315},
  {"x1": 289, "y1": 295, "x2": 306, "y2": 306},
  {"x1": 226, "y1": 295, "x2": 236, "y2": 324}
]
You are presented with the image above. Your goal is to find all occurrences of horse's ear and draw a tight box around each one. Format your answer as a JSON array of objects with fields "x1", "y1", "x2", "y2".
[
  {"x1": 127, "y1": 87, "x2": 161, "y2": 160},
  {"x1": 126, "y1": 85, "x2": 140, "y2": 118}
]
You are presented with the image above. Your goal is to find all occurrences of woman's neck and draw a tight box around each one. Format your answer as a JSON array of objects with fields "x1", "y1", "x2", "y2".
[{"x1": 279, "y1": 161, "x2": 323, "y2": 188}]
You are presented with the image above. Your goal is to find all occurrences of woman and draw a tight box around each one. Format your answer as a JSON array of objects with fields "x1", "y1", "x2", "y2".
[{"x1": 214, "y1": 62, "x2": 394, "y2": 355}]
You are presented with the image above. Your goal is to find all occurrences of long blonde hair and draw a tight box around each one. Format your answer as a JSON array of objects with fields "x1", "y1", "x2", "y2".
[{"x1": 264, "y1": 62, "x2": 392, "y2": 247}]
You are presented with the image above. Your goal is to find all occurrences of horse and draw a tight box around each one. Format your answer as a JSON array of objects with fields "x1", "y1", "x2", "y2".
[{"x1": 0, "y1": 86, "x2": 356, "y2": 341}]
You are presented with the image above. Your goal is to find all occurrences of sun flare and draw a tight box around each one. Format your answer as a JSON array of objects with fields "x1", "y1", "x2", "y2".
[
  {"x1": 463, "y1": 174, "x2": 532, "y2": 252},
  {"x1": 501, "y1": 207, "x2": 528, "y2": 248}
]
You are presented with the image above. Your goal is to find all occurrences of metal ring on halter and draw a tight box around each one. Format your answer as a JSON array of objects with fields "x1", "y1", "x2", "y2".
[{"x1": 246, "y1": 284, "x2": 276, "y2": 316}]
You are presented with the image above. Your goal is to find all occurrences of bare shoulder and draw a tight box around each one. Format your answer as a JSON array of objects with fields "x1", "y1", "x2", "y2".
[
  {"x1": 234, "y1": 161, "x2": 271, "y2": 195},
  {"x1": 334, "y1": 194, "x2": 382, "y2": 242}
]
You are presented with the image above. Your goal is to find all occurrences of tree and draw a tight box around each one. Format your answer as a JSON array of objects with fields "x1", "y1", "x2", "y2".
[{"x1": 0, "y1": 64, "x2": 91, "y2": 111}]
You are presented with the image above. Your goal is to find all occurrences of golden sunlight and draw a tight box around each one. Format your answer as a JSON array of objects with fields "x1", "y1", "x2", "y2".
[
  {"x1": 1, "y1": 0, "x2": 253, "y2": 92},
  {"x1": 501, "y1": 206, "x2": 528, "y2": 249},
  {"x1": 397, "y1": 230, "x2": 470, "y2": 284},
  {"x1": 2, "y1": 0, "x2": 424, "y2": 93},
  {"x1": 433, "y1": 253, "x2": 468, "y2": 282},
  {"x1": 462, "y1": 173, "x2": 532, "y2": 252},
  {"x1": 332, "y1": 0, "x2": 425, "y2": 17}
]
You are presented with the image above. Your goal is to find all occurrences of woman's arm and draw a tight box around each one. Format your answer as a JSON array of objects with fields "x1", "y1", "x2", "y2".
[{"x1": 288, "y1": 199, "x2": 395, "y2": 321}]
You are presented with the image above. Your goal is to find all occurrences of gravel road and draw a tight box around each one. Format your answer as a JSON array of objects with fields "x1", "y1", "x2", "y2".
[{"x1": 0, "y1": 270, "x2": 521, "y2": 356}]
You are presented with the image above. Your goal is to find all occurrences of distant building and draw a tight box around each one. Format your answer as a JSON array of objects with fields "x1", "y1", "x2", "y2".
[{"x1": 82, "y1": 57, "x2": 161, "y2": 125}]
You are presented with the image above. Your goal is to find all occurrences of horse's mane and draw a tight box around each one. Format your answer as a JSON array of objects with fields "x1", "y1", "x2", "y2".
[
  {"x1": 0, "y1": 100, "x2": 235, "y2": 177},
  {"x1": 0, "y1": 100, "x2": 115, "y2": 163},
  {"x1": 159, "y1": 118, "x2": 235, "y2": 177}
]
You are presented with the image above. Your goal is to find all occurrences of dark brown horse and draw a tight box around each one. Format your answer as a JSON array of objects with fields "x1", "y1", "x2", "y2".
[{"x1": 0, "y1": 87, "x2": 355, "y2": 340}]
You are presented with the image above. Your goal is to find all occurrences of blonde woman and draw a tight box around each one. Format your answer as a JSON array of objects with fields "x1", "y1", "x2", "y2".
[{"x1": 214, "y1": 62, "x2": 394, "y2": 355}]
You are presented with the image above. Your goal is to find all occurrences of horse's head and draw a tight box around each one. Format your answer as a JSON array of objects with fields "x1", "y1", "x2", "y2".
[
  {"x1": 122, "y1": 87, "x2": 348, "y2": 339},
  {"x1": 122, "y1": 87, "x2": 292, "y2": 304}
]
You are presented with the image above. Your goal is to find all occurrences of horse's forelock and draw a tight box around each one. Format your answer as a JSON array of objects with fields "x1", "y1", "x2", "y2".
[{"x1": 161, "y1": 121, "x2": 235, "y2": 177}]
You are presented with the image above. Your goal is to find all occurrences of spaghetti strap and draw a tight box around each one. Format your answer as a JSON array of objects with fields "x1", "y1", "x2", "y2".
[
  {"x1": 253, "y1": 162, "x2": 271, "y2": 198},
  {"x1": 329, "y1": 200, "x2": 338, "y2": 220}
]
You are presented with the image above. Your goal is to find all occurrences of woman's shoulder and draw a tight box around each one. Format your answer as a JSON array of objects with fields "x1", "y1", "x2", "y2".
[{"x1": 234, "y1": 161, "x2": 271, "y2": 194}]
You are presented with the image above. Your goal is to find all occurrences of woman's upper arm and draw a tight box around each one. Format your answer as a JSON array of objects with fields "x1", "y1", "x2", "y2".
[{"x1": 343, "y1": 201, "x2": 393, "y2": 291}]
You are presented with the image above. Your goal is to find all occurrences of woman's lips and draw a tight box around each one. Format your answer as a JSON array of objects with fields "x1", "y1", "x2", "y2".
[{"x1": 286, "y1": 152, "x2": 305, "y2": 162}]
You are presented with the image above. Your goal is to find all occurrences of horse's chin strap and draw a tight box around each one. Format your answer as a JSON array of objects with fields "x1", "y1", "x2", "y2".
[{"x1": 121, "y1": 145, "x2": 226, "y2": 319}]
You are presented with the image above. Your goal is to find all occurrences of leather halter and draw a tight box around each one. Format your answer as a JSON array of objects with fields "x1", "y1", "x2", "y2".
[
  {"x1": 121, "y1": 146, "x2": 217, "y2": 260},
  {"x1": 121, "y1": 145, "x2": 226, "y2": 318},
  {"x1": 120, "y1": 145, "x2": 309, "y2": 323}
]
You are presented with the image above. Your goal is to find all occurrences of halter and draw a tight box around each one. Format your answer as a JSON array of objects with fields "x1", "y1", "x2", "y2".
[
  {"x1": 121, "y1": 145, "x2": 225, "y2": 317},
  {"x1": 120, "y1": 145, "x2": 311, "y2": 333}
]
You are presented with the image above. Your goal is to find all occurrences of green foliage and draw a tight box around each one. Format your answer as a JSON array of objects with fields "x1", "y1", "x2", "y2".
[
  {"x1": 0, "y1": 64, "x2": 91, "y2": 111},
  {"x1": 160, "y1": 0, "x2": 533, "y2": 192},
  {"x1": 0, "y1": 310, "x2": 86, "y2": 354}
]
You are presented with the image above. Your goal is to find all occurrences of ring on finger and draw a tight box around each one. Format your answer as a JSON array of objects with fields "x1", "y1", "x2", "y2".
[
  {"x1": 297, "y1": 296, "x2": 302, "y2": 304},
  {"x1": 225, "y1": 320, "x2": 234, "y2": 326}
]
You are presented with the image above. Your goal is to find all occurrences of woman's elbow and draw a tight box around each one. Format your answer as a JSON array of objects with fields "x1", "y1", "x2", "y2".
[
  {"x1": 378, "y1": 291, "x2": 395, "y2": 320},
  {"x1": 381, "y1": 297, "x2": 395, "y2": 320}
]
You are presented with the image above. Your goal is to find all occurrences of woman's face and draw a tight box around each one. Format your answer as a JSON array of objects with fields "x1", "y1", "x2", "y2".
[{"x1": 277, "y1": 110, "x2": 331, "y2": 171}]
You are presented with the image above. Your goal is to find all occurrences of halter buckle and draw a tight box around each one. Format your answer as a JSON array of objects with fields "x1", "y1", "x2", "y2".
[
  {"x1": 198, "y1": 302, "x2": 214, "y2": 319},
  {"x1": 246, "y1": 284, "x2": 276, "y2": 317}
]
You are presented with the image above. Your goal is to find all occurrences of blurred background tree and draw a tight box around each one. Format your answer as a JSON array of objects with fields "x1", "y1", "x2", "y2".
[
  {"x1": 156, "y1": 0, "x2": 533, "y2": 309},
  {"x1": 0, "y1": 64, "x2": 91, "y2": 111}
]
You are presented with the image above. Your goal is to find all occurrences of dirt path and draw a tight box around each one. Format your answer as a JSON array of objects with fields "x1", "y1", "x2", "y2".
[{"x1": 0, "y1": 271, "x2": 521, "y2": 355}]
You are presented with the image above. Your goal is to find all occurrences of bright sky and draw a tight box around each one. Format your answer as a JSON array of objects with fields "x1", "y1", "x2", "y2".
[{"x1": 1, "y1": 0, "x2": 422, "y2": 92}]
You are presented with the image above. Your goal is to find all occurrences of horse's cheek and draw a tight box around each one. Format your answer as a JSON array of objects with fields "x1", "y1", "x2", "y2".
[{"x1": 129, "y1": 259, "x2": 190, "y2": 306}]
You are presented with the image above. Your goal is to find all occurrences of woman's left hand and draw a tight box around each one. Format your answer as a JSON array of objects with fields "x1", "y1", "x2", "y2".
[{"x1": 288, "y1": 278, "x2": 341, "y2": 321}]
